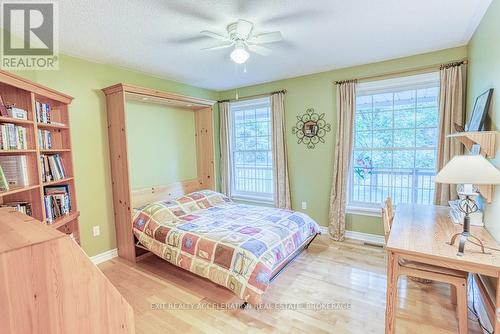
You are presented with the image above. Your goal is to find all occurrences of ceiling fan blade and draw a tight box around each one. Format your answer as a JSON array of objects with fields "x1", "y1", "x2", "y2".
[
  {"x1": 250, "y1": 31, "x2": 282, "y2": 44},
  {"x1": 248, "y1": 44, "x2": 271, "y2": 56},
  {"x1": 236, "y1": 19, "x2": 254, "y2": 38},
  {"x1": 201, "y1": 42, "x2": 234, "y2": 51},
  {"x1": 169, "y1": 35, "x2": 209, "y2": 45},
  {"x1": 200, "y1": 30, "x2": 230, "y2": 41}
]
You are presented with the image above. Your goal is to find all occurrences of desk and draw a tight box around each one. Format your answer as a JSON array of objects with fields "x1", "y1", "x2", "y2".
[{"x1": 385, "y1": 204, "x2": 500, "y2": 334}]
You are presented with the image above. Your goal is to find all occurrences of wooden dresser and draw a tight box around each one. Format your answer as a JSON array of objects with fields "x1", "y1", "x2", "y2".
[{"x1": 0, "y1": 208, "x2": 135, "y2": 334}]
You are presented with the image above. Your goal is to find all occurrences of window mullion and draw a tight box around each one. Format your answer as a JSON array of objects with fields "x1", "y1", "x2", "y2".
[
  {"x1": 413, "y1": 89, "x2": 418, "y2": 203},
  {"x1": 350, "y1": 79, "x2": 439, "y2": 209},
  {"x1": 229, "y1": 98, "x2": 273, "y2": 201}
]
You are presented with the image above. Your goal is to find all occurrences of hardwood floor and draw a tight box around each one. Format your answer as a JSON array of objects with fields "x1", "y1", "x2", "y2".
[{"x1": 99, "y1": 235, "x2": 484, "y2": 333}]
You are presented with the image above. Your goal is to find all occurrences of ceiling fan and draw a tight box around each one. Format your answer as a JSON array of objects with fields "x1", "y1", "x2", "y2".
[{"x1": 201, "y1": 19, "x2": 282, "y2": 64}]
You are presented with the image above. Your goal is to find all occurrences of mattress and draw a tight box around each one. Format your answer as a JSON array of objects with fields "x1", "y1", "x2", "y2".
[{"x1": 132, "y1": 190, "x2": 321, "y2": 304}]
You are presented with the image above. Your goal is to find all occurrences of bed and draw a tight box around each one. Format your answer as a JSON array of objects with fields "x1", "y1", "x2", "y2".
[
  {"x1": 103, "y1": 84, "x2": 320, "y2": 305},
  {"x1": 132, "y1": 190, "x2": 321, "y2": 304}
]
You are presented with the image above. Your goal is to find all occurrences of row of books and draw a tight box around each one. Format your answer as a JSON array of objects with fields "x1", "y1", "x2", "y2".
[
  {"x1": 0, "y1": 156, "x2": 29, "y2": 191},
  {"x1": 45, "y1": 185, "x2": 71, "y2": 223},
  {"x1": 40, "y1": 154, "x2": 66, "y2": 182},
  {"x1": 35, "y1": 102, "x2": 64, "y2": 126},
  {"x1": 36, "y1": 101, "x2": 51, "y2": 124},
  {"x1": 0, "y1": 123, "x2": 28, "y2": 150},
  {"x1": 0, "y1": 201, "x2": 32, "y2": 216},
  {"x1": 38, "y1": 129, "x2": 53, "y2": 149}
]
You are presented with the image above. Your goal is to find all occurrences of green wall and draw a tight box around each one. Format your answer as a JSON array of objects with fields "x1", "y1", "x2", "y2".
[
  {"x1": 219, "y1": 46, "x2": 468, "y2": 235},
  {"x1": 9, "y1": 54, "x2": 218, "y2": 257},
  {"x1": 468, "y1": 0, "x2": 500, "y2": 242},
  {"x1": 4, "y1": 31, "x2": 475, "y2": 254},
  {"x1": 126, "y1": 101, "x2": 197, "y2": 189}
]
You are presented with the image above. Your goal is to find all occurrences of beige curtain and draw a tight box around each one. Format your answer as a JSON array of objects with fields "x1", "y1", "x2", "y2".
[
  {"x1": 328, "y1": 80, "x2": 357, "y2": 241},
  {"x1": 219, "y1": 101, "x2": 232, "y2": 196},
  {"x1": 435, "y1": 63, "x2": 467, "y2": 205},
  {"x1": 271, "y1": 92, "x2": 291, "y2": 209}
]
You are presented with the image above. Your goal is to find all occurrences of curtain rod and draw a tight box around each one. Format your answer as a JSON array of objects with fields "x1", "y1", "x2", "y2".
[
  {"x1": 333, "y1": 58, "x2": 468, "y2": 84},
  {"x1": 218, "y1": 89, "x2": 287, "y2": 103}
]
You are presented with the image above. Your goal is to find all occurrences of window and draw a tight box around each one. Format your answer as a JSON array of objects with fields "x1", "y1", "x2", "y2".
[
  {"x1": 349, "y1": 72, "x2": 440, "y2": 211},
  {"x1": 230, "y1": 97, "x2": 273, "y2": 202}
]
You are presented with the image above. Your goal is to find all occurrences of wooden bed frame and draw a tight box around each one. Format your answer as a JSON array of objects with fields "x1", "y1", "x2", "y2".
[
  {"x1": 102, "y1": 83, "x2": 320, "y2": 306},
  {"x1": 102, "y1": 83, "x2": 216, "y2": 262},
  {"x1": 236, "y1": 231, "x2": 319, "y2": 308}
]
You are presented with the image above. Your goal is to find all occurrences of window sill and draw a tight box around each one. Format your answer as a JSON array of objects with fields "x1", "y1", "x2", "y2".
[
  {"x1": 231, "y1": 195, "x2": 274, "y2": 207},
  {"x1": 346, "y1": 206, "x2": 381, "y2": 217}
]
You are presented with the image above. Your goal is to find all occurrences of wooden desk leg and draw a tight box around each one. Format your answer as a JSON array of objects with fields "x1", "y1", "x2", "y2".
[
  {"x1": 386, "y1": 251, "x2": 399, "y2": 334},
  {"x1": 495, "y1": 274, "x2": 500, "y2": 333}
]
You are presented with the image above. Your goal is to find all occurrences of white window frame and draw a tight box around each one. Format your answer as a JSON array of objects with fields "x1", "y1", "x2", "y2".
[
  {"x1": 229, "y1": 97, "x2": 274, "y2": 204},
  {"x1": 347, "y1": 72, "x2": 440, "y2": 215}
]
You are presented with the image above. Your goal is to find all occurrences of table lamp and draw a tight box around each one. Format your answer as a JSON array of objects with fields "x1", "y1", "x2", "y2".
[{"x1": 435, "y1": 154, "x2": 500, "y2": 256}]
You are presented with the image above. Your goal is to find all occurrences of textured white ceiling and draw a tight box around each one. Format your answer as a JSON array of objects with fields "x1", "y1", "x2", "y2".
[{"x1": 56, "y1": 0, "x2": 490, "y2": 90}]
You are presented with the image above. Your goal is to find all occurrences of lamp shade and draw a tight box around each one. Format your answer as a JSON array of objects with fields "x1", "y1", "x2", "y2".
[{"x1": 435, "y1": 154, "x2": 500, "y2": 185}]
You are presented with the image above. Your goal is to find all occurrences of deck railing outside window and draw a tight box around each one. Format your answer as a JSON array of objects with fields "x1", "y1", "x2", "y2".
[{"x1": 349, "y1": 167, "x2": 435, "y2": 206}]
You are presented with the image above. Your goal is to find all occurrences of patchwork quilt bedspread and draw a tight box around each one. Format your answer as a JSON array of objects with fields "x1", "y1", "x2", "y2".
[{"x1": 132, "y1": 190, "x2": 320, "y2": 304}]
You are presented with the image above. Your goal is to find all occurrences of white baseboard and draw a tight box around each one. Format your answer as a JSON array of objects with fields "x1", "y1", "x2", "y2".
[
  {"x1": 319, "y1": 226, "x2": 385, "y2": 246},
  {"x1": 345, "y1": 230, "x2": 385, "y2": 245},
  {"x1": 90, "y1": 248, "x2": 118, "y2": 265}
]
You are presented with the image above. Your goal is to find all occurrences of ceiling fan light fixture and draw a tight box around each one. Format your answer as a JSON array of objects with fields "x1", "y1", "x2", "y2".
[
  {"x1": 201, "y1": 19, "x2": 282, "y2": 64},
  {"x1": 230, "y1": 46, "x2": 249, "y2": 64}
]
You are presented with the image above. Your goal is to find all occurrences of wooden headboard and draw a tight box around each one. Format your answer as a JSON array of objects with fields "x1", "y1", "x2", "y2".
[
  {"x1": 131, "y1": 179, "x2": 204, "y2": 208},
  {"x1": 102, "y1": 83, "x2": 216, "y2": 262}
]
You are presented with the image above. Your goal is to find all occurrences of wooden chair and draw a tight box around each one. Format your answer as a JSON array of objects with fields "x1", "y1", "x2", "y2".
[
  {"x1": 383, "y1": 198, "x2": 469, "y2": 334},
  {"x1": 385, "y1": 197, "x2": 394, "y2": 224},
  {"x1": 382, "y1": 198, "x2": 393, "y2": 243}
]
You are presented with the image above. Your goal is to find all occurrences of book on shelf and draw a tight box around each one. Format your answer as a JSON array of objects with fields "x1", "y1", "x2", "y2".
[
  {"x1": 0, "y1": 155, "x2": 29, "y2": 187},
  {"x1": 0, "y1": 123, "x2": 28, "y2": 150},
  {"x1": 7, "y1": 107, "x2": 28, "y2": 120},
  {"x1": 40, "y1": 154, "x2": 66, "y2": 182},
  {"x1": 35, "y1": 101, "x2": 51, "y2": 124},
  {"x1": 0, "y1": 164, "x2": 9, "y2": 191},
  {"x1": 1, "y1": 201, "x2": 32, "y2": 216},
  {"x1": 38, "y1": 129, "x2": 53, "y2": 149},
  {"x1": 0, "y1": 95, "x2": 9, "y2": 117},
  {"x1": 48, "y1": 121, "x2": 65, "y2": 126},
  {"x1": 44, "y1": 184, "x2": 71, "y2": 223}
]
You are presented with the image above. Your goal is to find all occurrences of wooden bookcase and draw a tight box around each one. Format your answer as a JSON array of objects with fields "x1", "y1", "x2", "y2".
[{"x1": 0, "y1": 70, "x2": 80, "y2": 243}]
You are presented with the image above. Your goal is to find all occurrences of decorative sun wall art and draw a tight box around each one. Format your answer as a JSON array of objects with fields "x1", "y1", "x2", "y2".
[{"x1": 292, "y1": 108, "x2": 331, "y2": 149}]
